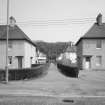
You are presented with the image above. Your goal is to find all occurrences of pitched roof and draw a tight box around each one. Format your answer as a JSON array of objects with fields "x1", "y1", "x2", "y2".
[
  {"x1": 0, "y1": 25, "x2": 36, "y2": 46},
  {"x1": 83, "y1": 23, "x2": 105, "y2": 38},
  {"x1": 76, "y1": 23, "x2": 105, "y2": 45}
]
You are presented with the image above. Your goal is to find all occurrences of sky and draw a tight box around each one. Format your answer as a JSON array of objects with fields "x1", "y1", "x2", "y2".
[{"x1": 0, "y1": 0, "x2": 105, "y2": 43}]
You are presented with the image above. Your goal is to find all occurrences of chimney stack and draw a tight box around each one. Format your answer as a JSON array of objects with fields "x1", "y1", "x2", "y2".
[
  {"x1": 96, "y1": 13, "x2": 102, "y2": 25},
  {"x1": 9, "y1": 16, "x2": 16, "y2": 27}
]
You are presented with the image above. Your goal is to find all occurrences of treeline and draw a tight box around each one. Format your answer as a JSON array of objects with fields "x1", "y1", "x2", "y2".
[{"x1": 34, "y1": 41, "x2": 72, "y2": 60}]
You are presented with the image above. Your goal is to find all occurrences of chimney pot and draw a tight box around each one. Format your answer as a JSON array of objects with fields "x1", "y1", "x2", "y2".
[
  {"x1": 96, "y1": 13, "x2": 102, "y2": 25},
  {"x1": 9, "y1": 16, "x2": 16, "y2": 27}
]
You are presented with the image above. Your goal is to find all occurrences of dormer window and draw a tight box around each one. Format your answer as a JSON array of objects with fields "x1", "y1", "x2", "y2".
[{"x1": 96, "y1": 40, "x2": 102, "y2": 49}]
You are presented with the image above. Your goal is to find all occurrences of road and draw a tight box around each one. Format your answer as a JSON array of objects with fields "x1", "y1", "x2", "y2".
[
  {"x1": 0, "y1": 63, "x2": 105, "y2": 104},
  {"x1": 0, "y1": 63, "x2": 105, "y2": 96}
]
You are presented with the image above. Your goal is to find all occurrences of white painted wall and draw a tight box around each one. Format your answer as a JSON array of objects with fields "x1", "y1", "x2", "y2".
[
  {"x1": 65, "y1": 52, "x2": 77, "y2": 63},
  {"x1": 0, "y1": 41, "x2": 6, "y2": 69},
  {"x1": 24, "y1": 41, "x2": 37, "y2": 68},
  {"x1": 0, "y1": 40, "x2": 37, "y2": 69},
  {"x1": 0, "y1": 40, "x2": 25, "y2": 69}
]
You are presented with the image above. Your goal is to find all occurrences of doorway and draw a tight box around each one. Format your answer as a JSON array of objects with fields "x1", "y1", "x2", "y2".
[
  {"x1": 16, "y1": 56, "x2": 23, "y2": 69},
  {"x1": 84, "y1": 56, "x2": 91, "y2": 70}
]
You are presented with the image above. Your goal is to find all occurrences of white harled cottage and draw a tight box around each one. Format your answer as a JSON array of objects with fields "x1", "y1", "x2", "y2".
[{"x1": 0, "y1": 16, "x2": 37, "y2": 69}]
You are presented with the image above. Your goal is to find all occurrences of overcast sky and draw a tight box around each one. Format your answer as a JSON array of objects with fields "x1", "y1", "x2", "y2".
[{"x1": 0, "y1": 0, "x2": 105, "y2": 43}]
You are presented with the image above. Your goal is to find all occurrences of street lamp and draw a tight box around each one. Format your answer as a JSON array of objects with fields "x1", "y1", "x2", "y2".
[{"x1": 6, "y1": 0, "x2": 9, "y2": 83}]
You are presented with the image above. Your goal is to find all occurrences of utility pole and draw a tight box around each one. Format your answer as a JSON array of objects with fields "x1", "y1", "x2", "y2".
[{"x1": 6, "y1": 0, "x2": 9, "y2": 83}]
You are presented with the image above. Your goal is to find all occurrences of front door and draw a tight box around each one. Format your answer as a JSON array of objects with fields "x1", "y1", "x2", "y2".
[
  {"x1": 85, "y1": 57, "x2": 91, "y2": 70},
  {"x1": 16, "y1": 56, "x2": 23, "y2": 69}
]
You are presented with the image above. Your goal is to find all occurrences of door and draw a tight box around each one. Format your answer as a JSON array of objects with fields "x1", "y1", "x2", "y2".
[
  {"x1": 85, "y1": 57, "x2": 91, "y2": 70},
  {"x1": 16, "y1": 56, "x2": 23, "y2": 69}
]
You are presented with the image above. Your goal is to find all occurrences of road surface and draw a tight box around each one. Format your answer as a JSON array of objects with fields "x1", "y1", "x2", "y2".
[
  {"x1": 0, "y1": 63, "x2": 105, "y2": 96},
  {"x1": 0, "y1": 63, "x2": 105, "y2": 104}
]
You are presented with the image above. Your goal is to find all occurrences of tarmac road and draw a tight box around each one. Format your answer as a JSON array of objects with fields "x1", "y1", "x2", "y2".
[
  {"x1": 0, "y1": 63, "x2": 105, "y2": 104},
  {"x1": 0, "y1": 95, "x2": 105, "y2": 105},
  {"x1": 0, "y1": 63, "x2": 105, "y2": 96}
]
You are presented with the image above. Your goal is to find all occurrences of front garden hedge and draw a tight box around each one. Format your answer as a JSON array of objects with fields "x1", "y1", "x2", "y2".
[{"x1": 0, "y1": 63, "x2": 49, "y2": 81}]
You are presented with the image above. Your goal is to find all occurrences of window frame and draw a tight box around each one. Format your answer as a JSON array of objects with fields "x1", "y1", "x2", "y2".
[{"x1": 96, "y1": 40, "x2": 102, "y2": 49}]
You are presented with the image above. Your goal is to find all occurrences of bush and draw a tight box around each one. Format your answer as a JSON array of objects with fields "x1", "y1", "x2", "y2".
[
  {"x1": 31, "y1": 64, "x2": 43, "y2": 67},
  {"x1": 0, "y1": 63, "x2": 49, "y2": 81}
]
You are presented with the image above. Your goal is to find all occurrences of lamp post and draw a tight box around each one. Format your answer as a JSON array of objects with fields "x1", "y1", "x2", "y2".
[{"x1": 6, "y1": 0, "x2": 9, "y2": 83}]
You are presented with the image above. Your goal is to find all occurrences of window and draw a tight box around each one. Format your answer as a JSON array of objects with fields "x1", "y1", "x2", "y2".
[
  {"x1": 96, "y1": 40, "x2": 102, "y2": 48},
  {"x1": 86, "y1": 57, "x2": 90, "y2": 62},
  {"x1": 96, "y1": 56, "x2": 102, "y2": 66},
  {"x1": 8, "y1": 56, "x2": 12, "y2": 65},
  {"x1": 30, "y1": 57, "x2": 33, "y2": 65},
  {"x1": 8, "y1": 41, "x2": 13, "y2": 49}
]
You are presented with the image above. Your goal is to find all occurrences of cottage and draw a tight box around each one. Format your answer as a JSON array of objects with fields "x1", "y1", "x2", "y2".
[
  {"x1": 0, "y1": 16, "x2": 37, "y2": 69},
  {"x1": 36, "y1": 50, "x2": 47, "y2": 64},
  {"x1": 76, "y1": 13, "x2": 105, "y2": 70},
  {"x1": 57, "y1": 42, "x2": 77, "y2": 63},
  {"x1": 64, "y1": 44, "x2": 77, "y2": 63}
]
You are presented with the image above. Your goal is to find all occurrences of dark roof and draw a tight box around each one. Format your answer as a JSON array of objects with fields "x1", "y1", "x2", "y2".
[
  {"x1": 0, "y1": 25, "x2": 36, "y2": 47},
  {"x1": 76, "y1": 23, "x2": 105, "y2": 45}
]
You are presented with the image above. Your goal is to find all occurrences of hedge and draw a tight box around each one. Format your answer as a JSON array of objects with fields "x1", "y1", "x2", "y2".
[
  {"x1": 31, "y1": 64, "x2": 43, "y2": 67},
  {"x1": 57, "y1": 63, "x2": 79, "y2": 78},
  {"x1": 0, "y1": 63, "x2": 49, "y2": 81}
]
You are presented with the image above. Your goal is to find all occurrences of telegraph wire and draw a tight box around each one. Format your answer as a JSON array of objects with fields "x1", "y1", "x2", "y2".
[
  {"x1": 17, "y1": 18, "x2": 96, "y2": 26},
  {"x1": 1, "y1": 17, "x2": 105, "y2": 26},
  {"x1": 17, "y1": 17, "x2": 105, "y2": 26},
  {"x1": 0, "y1": 0, "x2": 105, "y2": 26}
]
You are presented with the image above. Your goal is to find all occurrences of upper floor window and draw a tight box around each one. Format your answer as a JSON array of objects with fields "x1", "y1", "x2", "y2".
[
  {"x1": 96, "y1": 40, "x2": 102, "y2": 49},
  {"x1": 8, "y1": 41, "x2": 13, "y2": 49}
]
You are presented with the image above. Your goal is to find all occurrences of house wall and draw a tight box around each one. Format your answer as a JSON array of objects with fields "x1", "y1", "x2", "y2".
[
  {"x1": 64, "y1": 52, "x2": 77, "y2": 63},
  {"x1": 24, "y1": 41, "x2": 37, "y2": 68},
  {"x1": 82, "y1": 39, "x2": 105, "y2": 70},
  {"x1": 0, "y1": 40, "x2": 25, "y2": 69},
  {"x1": 76, "y1": 40, "x2": 83, "y2": 70}
]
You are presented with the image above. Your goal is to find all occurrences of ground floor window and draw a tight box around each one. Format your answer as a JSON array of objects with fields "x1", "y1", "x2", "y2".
[
  {"x1": 8, "y1": 56, "x2": 12, "y2": 65},
  {"x1": 96, "y1": 56, "x2": 102, "y2": 66}
]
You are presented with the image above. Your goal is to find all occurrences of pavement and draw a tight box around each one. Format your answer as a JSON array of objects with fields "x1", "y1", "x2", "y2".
[{"x1": 0, "y1": 63, "x2": 105, "y2": 97}]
